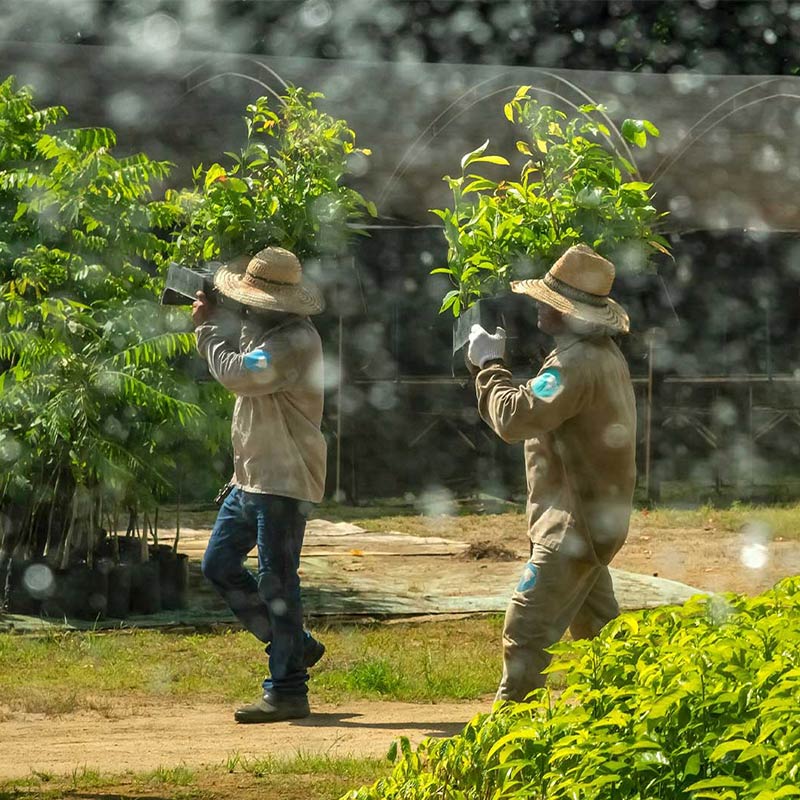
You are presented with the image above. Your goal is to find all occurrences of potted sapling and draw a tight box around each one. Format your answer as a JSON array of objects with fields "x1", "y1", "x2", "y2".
[{"x1": 431, "y1": 88, "x2": 670, "y2": 368}]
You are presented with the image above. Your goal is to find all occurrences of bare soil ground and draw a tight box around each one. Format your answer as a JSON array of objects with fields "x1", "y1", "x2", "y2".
[
  {"x1": 357, "y1": 510, "x2": 800, "y2": 596},
  {"x1": 616, "y1": 522, "x2": 800, "y2": 596},
  {"x1": 3, "y1": 509, "x2": 798, "y2": 785},
  {"x1": 0, "y1": 697, "x2": 482, "y2": 781}
]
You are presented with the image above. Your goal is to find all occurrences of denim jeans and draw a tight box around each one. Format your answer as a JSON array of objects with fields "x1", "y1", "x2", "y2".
[{"x1": 202, "y1": 488, "x2": 309, "y2": 696}]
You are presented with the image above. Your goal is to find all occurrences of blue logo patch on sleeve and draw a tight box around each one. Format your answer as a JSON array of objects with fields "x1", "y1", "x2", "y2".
[
  {"x1": 516, "y1": 561, "x2": 539, "y2": 593},
  {"x1": 243, "y1": 349, "x2": 271, "y2": 371},
  {"x1": 531, "y1": 368, "x2": 561, "y2": 398}
]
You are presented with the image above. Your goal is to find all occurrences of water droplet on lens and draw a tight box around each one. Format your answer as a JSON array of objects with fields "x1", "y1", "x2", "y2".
[
  {"x1": 23, "y1": 563, "x2": 55, "y2": 599},
  {"x1": 740, "y1": 542, "x2": 768, "y2": 570},
  {"x1": 270, "y1": 598, "x2": 288, "y2": 617}
]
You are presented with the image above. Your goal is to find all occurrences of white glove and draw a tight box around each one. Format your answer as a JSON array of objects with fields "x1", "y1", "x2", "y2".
[{"x1": 467, "y1": 324, "x2": 507, "y2": 368}]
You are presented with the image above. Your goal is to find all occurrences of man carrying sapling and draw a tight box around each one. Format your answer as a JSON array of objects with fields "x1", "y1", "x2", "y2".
[
  {"x1": 192, "y1": 246, "x2": 327, "y2": 723},
  {"x1": 466, "y1": 244, "x2": 637, "y2": 702}
]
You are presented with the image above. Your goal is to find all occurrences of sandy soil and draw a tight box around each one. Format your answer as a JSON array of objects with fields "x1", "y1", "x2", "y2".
[
  {"x1": 610, "y1": 523, "x2": 799, "y2": 596},
  {"x1": 2, "y1": 516, "x2": 797, "y2": 784},
  {"x1": 409, "y1": 513, "x2": 800, "y2": 596},
  {"x1": 0, "y1": 698, "x2": 483, "y2": 781}
]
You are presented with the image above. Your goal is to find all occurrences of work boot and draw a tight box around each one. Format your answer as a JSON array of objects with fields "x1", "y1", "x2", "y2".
[
  {"x1": 303, "y1": 635, "x2": 326, "y2": 669},
  {"x1": 265, "y1": 634, "x2": 326, "y2": 669},
  {"x1": 234, "y1": 691, "x2": 310, "y2": 724}
]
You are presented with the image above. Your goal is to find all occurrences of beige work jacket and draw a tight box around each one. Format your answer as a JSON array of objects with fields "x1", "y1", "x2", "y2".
[
  {"x1": 476, "y1": 335, "x2": 637, "y2": 564},
  {"x1": 195, "y1": 315, "x2": 327, "y2": 503}
]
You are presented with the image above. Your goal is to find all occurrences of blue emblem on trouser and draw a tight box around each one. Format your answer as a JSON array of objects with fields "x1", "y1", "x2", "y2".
[{"x1": 517, "y1": 561, "x2": 539, "y2": 592}]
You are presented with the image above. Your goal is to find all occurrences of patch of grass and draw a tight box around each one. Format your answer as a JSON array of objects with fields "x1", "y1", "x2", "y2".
[
  {"x1": 0, "y1": 617, "x2": 505, "y2": 712},
  {"x1": 313, "y1": 618, "x2": 503, "y2": 703},
  {"x1": 0, "y1": 767, "x2": 117, "y2": 800},
  {"x1": 67, "y1": 766, "x2": 104, "y2": 790},
  {"x1": 336, "y1": 500, "x2": 800, "y2": 543},
  {"x1": 0, "y1": 756, "x2": 389, "y2": 800},
  {"x1": 6, "y1": 688, "x2": 115, "y2": 717},
  {"x1": 341, "y1": 657, "x2": 402, "y2": 695},
  {"x1": 637, "y1": 502, "x2": 800, "y2": 539},
  {"x1": 238, "y1": 752, "x2": 386, "y2": 781},
  {"x1": 144, "y1": 765, "x2": 197, "y2": 786}
]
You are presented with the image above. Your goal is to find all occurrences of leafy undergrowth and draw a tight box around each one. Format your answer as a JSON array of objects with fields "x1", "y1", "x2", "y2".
[{"x1": 346, "y1": 577, "x2": 800, "y2": 800}]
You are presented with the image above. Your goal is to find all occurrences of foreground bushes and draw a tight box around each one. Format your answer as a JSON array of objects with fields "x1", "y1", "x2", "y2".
[{"x1": 346, "y1": 577, "x2": 800, "y2": 799}]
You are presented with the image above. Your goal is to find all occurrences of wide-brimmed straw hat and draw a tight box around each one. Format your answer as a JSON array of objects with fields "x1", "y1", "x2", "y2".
[
  {"x1": 511, "y1": 244, "x2": 629, "y2": 333},
  {"x1": 214, "y1": 246, "x2": 325, "y2": 316}
]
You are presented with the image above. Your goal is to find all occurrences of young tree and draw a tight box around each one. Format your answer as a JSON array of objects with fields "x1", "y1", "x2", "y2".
[
  {"x1": 165, "y1": 86, "x2": 376, "y2": 265},
  {"x1": 431, "y1": 89, "x2": 669, "y2": 317},
  {"x1": 0, "y1": 77, "x2": 202, "y2": 582}
]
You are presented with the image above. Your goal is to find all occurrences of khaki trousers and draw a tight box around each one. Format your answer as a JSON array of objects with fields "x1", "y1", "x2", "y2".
[{"x1": 495, "y1": 542, "x2": 620, "y2": 702}]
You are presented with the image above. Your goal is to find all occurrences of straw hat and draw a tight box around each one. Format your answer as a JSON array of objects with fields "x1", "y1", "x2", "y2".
[
  {"x1": 511, "y1": 244, "x2": 629, "y2": 333},
  {"x1": 213, "y1": 246, "x2": 325, "y2": 316}
]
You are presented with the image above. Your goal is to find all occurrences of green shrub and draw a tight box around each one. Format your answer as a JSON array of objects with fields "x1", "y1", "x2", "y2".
[
  {"x1": 431, "y1": 88, "x2": 669, "y2": 316},
  {"x1": 0, "y1": 76, "x2": 206, "y2": 564},
  {"x1": 345, "y1": 577, "x2": 800, "y2": 799},
  {"x1": 0, "y1": 78, "x2": 376, "y2": 568},
  {"x1": 164, "y1": 86, "x2": 375, "y2": 264}
]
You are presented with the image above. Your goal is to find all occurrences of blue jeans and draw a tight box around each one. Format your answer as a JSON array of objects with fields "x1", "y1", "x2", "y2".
[{"x1": 202, "y1": 488, "x2": 308, "y2": 696}]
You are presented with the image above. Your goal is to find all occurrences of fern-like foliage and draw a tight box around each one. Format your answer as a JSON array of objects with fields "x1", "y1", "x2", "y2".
[{"x1": 0, "y1": 76, "x2": 216, "y2": 564}]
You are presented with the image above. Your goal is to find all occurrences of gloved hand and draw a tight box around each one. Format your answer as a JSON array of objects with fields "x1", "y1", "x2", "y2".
[{"x1": 467, "y1": 324, "x2": 507, "y2": 369}]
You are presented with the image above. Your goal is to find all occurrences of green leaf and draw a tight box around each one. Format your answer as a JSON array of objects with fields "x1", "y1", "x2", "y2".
[
  {"x1": 683, "y1": 752, "x2": 702, "y2": 778},
  {"x1": 224, "y1": 177, "x2": 249, "y2": 193},
  {"x1": 643, "y1": 120, "x2": 660, "y2": 137},
  {"x1": 710, "y1": 739, "x2": 751, "y2": 760},
  {"x1": 203, "y1": 163, "x2": 227, "y2": 189},
  {"x1": 620, "y1": 181, "x2": 653, "y2": 191},
  {"x1": 737, "y1": 743, "x2": 775, "y2": 762},
  {"x1": 202, "y1": 236, "x2": 217, "y2": 260},
  {"x1": 469, "y1": 155, "x2": 510, "y2": 167},
  {"x1": 386, "y1": 740, "x2": 398, "y2": 762},
  {"x1": 460, "y1": 139, "x2": 490, "y2": 170},
  {"x1": 621, "y1": 119, "x2": 648, "y2": 148},
  {"x1": 463, "y1": 178, "x2": 499, "y2": 194},
  {"x1": 439, "y1": 290, "x2": 459, "y2": 313},
  {"x1": 687, "y1": 776, "x2": 746, "y2": 791}
]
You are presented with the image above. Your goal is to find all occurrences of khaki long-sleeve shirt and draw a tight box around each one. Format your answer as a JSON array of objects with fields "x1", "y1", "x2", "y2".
[
  {"x1": 476, "y1": 335, "x2": 637, "y2": 564},
  {"x1": 196, "y1": 315, "x2": 327, "y2": 503}
]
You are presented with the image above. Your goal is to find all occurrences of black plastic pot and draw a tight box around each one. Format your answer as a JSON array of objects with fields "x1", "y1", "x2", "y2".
[
  {"x1": 151, "y1": 544, "x2": 174, "y2": 561},
  {"x1": 117, "y1": 535, "x2": 146, "y2": 564},
  {"x1": 452, "y1": 293, "x2": 544, "y2": 371},
  {"x1": 4, "y1": 558, "x2": 48, "y2": 615},
  {"x1": 129, "y1": 560, "x2": 161, "y2": 615},
  {"x1": 159, "y1": 552, "x2": 189, "y2": 610},
  {"x1": 41, "y1": 564, "x2": 109, "y2": 620},
  {"x1": 150, "y1": 545, "x2": 189, "y2": 610},
  {"x1": 105, "y1": 563, "x2": 132, "y2": 619}
]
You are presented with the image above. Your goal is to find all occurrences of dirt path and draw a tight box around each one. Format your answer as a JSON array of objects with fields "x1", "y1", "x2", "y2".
[
  {"x1": 615, "y1": 524, "x2": 800, "y2": 596},
  {"x1": 3, "y1": 517, "x2": 797, "y2": 784},
  {"x1": 0, "y1": 698, "x2": 484, "y2": 780},
  {"x1": 408, "y1": 513, "x2": 800, "y2": 596}
]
